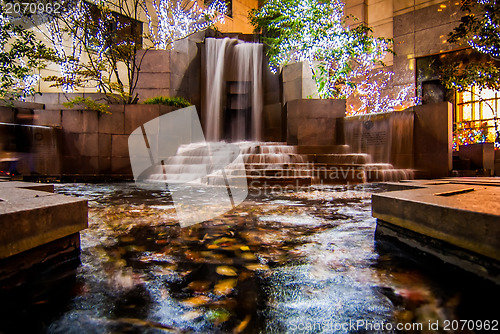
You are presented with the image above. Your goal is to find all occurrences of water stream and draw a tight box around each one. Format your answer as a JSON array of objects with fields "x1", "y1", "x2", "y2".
[{"x1": 2, "y1": 183, "x2": 497, "y2": 333}]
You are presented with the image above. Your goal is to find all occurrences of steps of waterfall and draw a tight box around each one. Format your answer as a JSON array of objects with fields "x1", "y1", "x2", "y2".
[{"x1": 144, "y1": 142, "x2": 414, "y2": 187}]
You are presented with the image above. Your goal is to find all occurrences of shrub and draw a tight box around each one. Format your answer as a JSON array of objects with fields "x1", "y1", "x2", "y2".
[{"x1": 143, "y1": 96, "x2": 192, "y2": 108}]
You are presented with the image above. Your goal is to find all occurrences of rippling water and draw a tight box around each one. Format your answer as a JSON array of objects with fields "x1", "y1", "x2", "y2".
[{"x1": 2, "y1": 183, "x2": 498, "y2": 333}]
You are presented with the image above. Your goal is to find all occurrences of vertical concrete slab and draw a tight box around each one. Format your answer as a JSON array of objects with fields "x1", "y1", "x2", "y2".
[
  {"x1": 286, "y1": 99, "x2": 345, "y2": 146},
  {"x1": 413, "y1": 102, "x2": 453, "y2": 178}
]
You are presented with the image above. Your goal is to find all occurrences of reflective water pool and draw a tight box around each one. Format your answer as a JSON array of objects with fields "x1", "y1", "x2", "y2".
[{"x1": 2, "y1": 183, "x2": 498, "y2": 333}]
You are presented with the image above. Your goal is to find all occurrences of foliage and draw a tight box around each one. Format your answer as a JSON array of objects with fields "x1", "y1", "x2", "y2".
[
  {"x1": 145, "y1": 0, "x2": 227, "y2": 50},
  {"x1": 0, "y1": 6, "x2": 52, "y2": 102},
  {"x1": 249, "y1": 0, "x2": 393, "y2": 99},
  {"x1": 347, "y1": 71, "x2": 418, "y2": 115},
  {"x1": 440, "y1": 61, "x2": 500, "y2": 92},
  {"x1": 62, "y1": 96, "x2": 110, "y2": 114},
  {"x1": 32, "y1": 0, "x2": 226, "y2": 104},
  {"x1": 143, "y1": 96, "x2": 192, "y2": 107},
  {"x1": 443, "y1": 0, "x2": 500, "y2": 148},
  {"x1": 448, "y1": 0, "x2": 500, "y2": 60}
]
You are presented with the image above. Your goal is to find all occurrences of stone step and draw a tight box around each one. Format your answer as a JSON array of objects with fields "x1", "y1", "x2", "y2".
[
  {"x1": 207, "y1": 175, "x2": 312, "y2": 187},
  {"x1": 297, "y1": 145, "x2": 351, "y2": 154},
  {"x1": 311, "y1": 154, "x2": 371, "y2": 164}
]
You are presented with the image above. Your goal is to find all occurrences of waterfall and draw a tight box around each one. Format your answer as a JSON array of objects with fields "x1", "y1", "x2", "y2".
[
  {"x1": 203, "y1": 38, "x2": 263, "y2": 142},
  {"x1": 204, "y1": 38, "x2": 237, "y2": 141}
]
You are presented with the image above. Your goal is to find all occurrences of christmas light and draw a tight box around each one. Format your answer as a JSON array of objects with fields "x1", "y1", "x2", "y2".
[
  {"x1": 253, "y1": 0, "x2": 391, "y2": 99},
  {"x1": 146, "y1": 0, "x2": 227, "y2": 50}
]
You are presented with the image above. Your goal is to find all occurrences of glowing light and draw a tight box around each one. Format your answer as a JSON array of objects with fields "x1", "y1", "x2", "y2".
[
  {"x1": 253, "y1": 0, "x2": 391, "y2": 99},
  {"x1": 146, "y1": 0, "x2": 227, "y2": 50},
  {"x1": 347, "y1": 70, "x2": 420, "y2": 116}
]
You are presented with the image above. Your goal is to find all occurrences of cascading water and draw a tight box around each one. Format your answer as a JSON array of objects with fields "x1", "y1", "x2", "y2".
[
  {"x1": 203, "y1": 38, "x2": 263, "y2": 142},
  {"x1": 204, "y1": 38, "x2": 237, "y2": 141}
]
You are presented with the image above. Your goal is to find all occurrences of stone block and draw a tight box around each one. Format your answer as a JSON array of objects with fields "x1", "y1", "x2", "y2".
[
  {"x1": 393, "y1": 34, "x2": 414, "y2": 57},
  {"x1": 414, "y1": 102, "x2": 453, "y2": 177},
  {"x1": 393, "y1": 56, "x2": 416, "y2": 86},
  {"x1": 99, "y1": 157, "x2": 111, "y2": 173},
  {"x1": 0, "y1": 183, "x2": 87, "y2": 259},
  {"x1": 99, "y1": 106, "x2": 125, "y2": 134},
  {"x1": 62, "y1": 132, "x2": 79, "y2": 157},
  {"x1": 457, "y1": 143, "x2": 495, "y2": 172},
  {"x1": 61, "y1": 110, "x2": 82, "y2": 133},
  {"x1": 112, "y1": 135, "x2": 130, "y2": 157},
  {"x1": 124, "y1": 104, "x2": 160, "y2": 134},
  {"x1": 372, "y1": 179, "x2": 500, "y2": 281},
  {"x1": 393, "y1": 11, "x2": 414, "y2": 37},
  {"x1": 286, "y1": 99, "x2": 346, "y2": 146},
  {"x1": 34, "y1": 109, "x2": 61, "y2": 127},
  {"x1": 98, "y1": 134, "x2": 112, "y2": 157},
  {"x1": 414, "y1": 2, "x2": 452, "y2": 32},
  {"x1": 393, "y1": 0, "x2": 414, "y2": 14},
  {"x1": 0, "y1": 107, "x2": 14, "y2": 123},
  {"x1": 78, "y1": 133, "x2": 99, "y2": 157},
  {"x1": 137, "y1": 50, "x2": 171, "y2": 73},
  {"x1": 111, "y1": 157, "x2": 132, "y2": 174},
  {"x1": 414, "y1": 23, "x2": 455, "y2": 57},
  {"x1": 136, "y1": 72, "x2": 171, "y2": 90},
  {"x1": 298, "y1": 118, "x2": 337, "y2": 146}
]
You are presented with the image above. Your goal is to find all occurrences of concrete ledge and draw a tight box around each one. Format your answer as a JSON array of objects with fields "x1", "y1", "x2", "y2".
[
  {"x1": 372, "y1": 178, "x2": 500, "y2": 280},
  {"x1": 375, "y1": 220, "x2": 499, "y2": 284},
  {"x1": 0, "y1": 181, "x2": 87, "y2": 259}
]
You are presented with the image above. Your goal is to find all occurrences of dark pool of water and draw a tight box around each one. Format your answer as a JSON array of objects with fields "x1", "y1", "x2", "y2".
[{"x1": 1, "y1": 183, "x2": 498, "y2": 333}]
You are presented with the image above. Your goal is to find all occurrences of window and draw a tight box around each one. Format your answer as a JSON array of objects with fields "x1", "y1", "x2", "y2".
[
  {"x1": 454, "y1": 86, "x2": 499, "y2": 149},
  {"x1": 85, "y1": 2, "x2": 143, "y2": 53}
]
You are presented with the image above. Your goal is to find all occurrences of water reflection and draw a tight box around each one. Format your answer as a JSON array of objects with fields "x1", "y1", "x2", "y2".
[{"x1": 3, "y1": 183, "x2": 497, "y2": 333}]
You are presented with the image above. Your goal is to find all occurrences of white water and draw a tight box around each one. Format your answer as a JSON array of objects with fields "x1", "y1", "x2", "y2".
[
  {"x1": 203, "y1": 38, "x2": 263, "y2": 142},
  {"x1": 204, "y1": 38, "x2": 237, "y2": 141}
]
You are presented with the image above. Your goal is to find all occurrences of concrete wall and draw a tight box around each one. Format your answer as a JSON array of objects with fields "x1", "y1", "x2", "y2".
[
  {"x1": 413, "y1": 102, "x2": 453, "y2": 178},
  {"x1": 0, "y1": 105, "x2": 178, "y2": 178},
  {"x1": 343, "y1": 110, "x2": 414, "y2": 168},
  {"x1": 391, "y1": 0, "x2": 463, "y2": 104},
  {"x1": 286, "y1": 99, "x2": 346, "y2": 146}
]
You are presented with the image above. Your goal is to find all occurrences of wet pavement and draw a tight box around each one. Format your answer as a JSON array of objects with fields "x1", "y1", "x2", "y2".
[{"x1": 1, "y1": 183, "x2": 498, "y2": 333}]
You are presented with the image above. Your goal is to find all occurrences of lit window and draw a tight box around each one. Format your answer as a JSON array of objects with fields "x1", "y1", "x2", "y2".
[{"x1": 454, "y1": 86, "x2": 500, "y2": 149}]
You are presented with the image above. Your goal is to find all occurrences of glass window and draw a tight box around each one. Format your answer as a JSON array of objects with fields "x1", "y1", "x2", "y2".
[{"x1": 454, "y1": 86, "x2": 500, "y2": 149}]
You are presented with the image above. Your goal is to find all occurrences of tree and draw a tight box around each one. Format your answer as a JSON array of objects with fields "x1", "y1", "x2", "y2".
[
  {"x1": 249, "y1": 0, "x2": 393, "y2": 99},
  {"x1": 32, "y1": 0, "x2": 226, "y2": 105},
  {"x1": 448, "y1": 0, "x2": 500, "y2": 60},
  {"x1": 441, "y1": 0, "x2": 500, "y2": 147},
  {"x1": 0, "y1": 6, "x2": 52, "y2": 102}
]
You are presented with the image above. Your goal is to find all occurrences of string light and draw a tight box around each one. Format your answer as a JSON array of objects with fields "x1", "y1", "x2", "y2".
[
  {"x1": 347, "y1": 71, "x2": 420, "y2": 116},
  {"x1": 253, "y1": 0, "x2": 391, "y2": 99},
  {"x1": 145, "y1": 0, "x2": 227, "y2": 50}
]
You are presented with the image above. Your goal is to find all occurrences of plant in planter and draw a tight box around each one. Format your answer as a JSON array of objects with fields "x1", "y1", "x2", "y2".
[{"x1": 143, "y1": 96, "x2": 192, "y2": 108}]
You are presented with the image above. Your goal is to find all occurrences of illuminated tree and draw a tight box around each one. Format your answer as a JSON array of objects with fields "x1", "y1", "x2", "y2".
[
  {"x1": 249, "y1": 0, "x2": 392, "y2": 99},
  {"x1": 448, "y1": 0, "x2": 500, "y2": 60},
  {"x1": 32, "y1": 0, "x2": 226, "y2": 105},
  {"x1": 442, "y1": 0, "x2": 500, "y2": 147},
  {"x1": 0, "y1": 5, "x2": 51, "y2": 102},
  {"x1": 348, "y1": 71, "x2": 418, "y2": 115}
]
